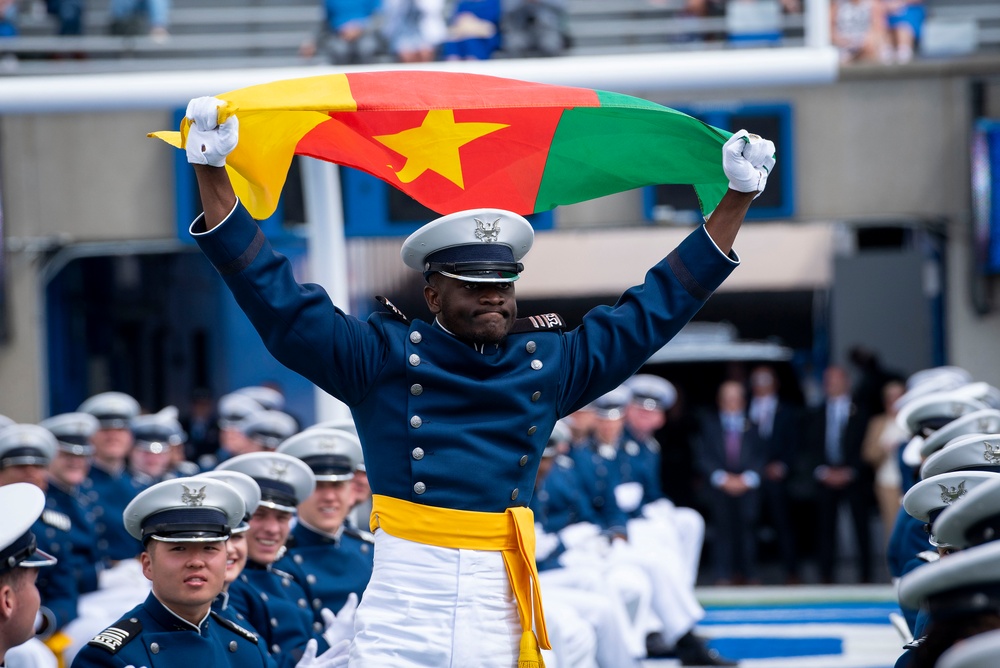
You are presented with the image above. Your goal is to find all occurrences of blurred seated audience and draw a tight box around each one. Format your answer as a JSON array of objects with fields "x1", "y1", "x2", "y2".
[
  {"x1": 441, "y1": 0, "x2": 500, "y2": 60},
  {"x1": 108, "y1": 0, "x2": 170, "y2": 41},
  {"x1": 300, "y1": 0, "x2": 382, "y2": 64},
  {"x1": 501, "y1": 0, "x2": 567, "y2": 57},
  {"x1": 0, "y1": 0, "x2": 17, "y2": 37},
  {"x1": 884, "y1": 0, "x2": 923, "y2": 63},
  {"x1": 831, "y1": 0, "x2": 888, "y2": 64},
  {"x1": 381, "y1": 0, "x2": 446, "y2": 62},
  {"x1": 46, "y1": 0, "x2": 84, "y2": 35}
]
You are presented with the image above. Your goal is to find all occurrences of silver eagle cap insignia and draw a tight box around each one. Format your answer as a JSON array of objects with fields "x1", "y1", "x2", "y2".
[
  {"x1": 474, "y1": 217, "x2": 501, "y2": 243},
  {"x1": 181, "y1": 485, "x2": 207, "y2": 506}
]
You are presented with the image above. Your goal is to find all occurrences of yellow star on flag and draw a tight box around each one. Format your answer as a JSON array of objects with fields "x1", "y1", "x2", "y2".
[{"x1": 373, "y1": 109, "x2": 508, "y2": 189}]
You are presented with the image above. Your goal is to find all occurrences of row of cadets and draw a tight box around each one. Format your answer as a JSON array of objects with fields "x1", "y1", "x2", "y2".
[
  {"x1": 69, "y1": 474, "x2": 348, "y2": 668},
  {"x1": 536, "y1": 410, "x2": 736, "y2": 666},
  {"x1": 212, "y1": 452, "x2": 327, "y2": 666},
  {"x1": 0, "y1": 483, "x2": 59, "y2": 668},
  {"x1": 275, "y1": 427, "x2": 374, "y2": 615}
]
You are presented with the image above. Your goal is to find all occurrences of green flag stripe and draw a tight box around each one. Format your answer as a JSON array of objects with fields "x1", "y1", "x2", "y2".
[{"x1": 534, "y1": 91, "x2": 732, "y2": 215}]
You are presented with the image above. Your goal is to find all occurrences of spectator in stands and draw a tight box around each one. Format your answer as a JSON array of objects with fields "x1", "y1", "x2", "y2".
[
  {"x1": 831, "y1": 0, "x2": 888, "y2": 64},
  {"x1": 380, "y1": 0, "x2": 446, "y2": 62},
  {"x1": 108, "y1": 0, "x2": 170, "y2": 41},
  {"x1": 860, "y1": 378, "x2": 907, "y2": 545},
  {"x1": 501, "y1": 0, "x2": 567, "y2": 57},
  {"x1": 441, "y1": 0, "x2": 501, "y2": 60},
  {"x1": 46, "y1": 0, "x2": 84, "y2": 36},
  {"x1": 884, "y1": 0, "x2": 924, "y2": 63},
  {"x1": 0, "y1": 0, "x2": 18, "y2": 37},
  {"x1": 300, "y1": 0, "x2": 382, "y2": 64}
]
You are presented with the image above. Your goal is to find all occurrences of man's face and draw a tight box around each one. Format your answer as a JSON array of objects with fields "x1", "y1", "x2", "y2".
[
  {"x1": 129, "y1": 448, "x2": 172, "y2": 479},
  {"x1": 246, "y1": 506, "x2": 292, "y2": 564},
  {"x1": 594, "y1": 416, "x2": 625, "y2": 445},
  {"x1": 49, "y1": 452, "x2": 90, "y2": 487},
  {"x1": 141, "y1": 540, "x2": 227, "y2": 615},
  {"x1": 299, "y1": 481, "x2": 355, "y2": 534},
  {"x1": 91, "y1": 427, "x2": 133, "y2": 463},
  {"x1": 625, "y1": 404, "x2": 666, "y2": 438},
  {"x1": 0, "y1": 465, "x2": 48, "y2": 493},
  {"x1": 351, "y1": 471, "x2": 371, "y2": 502},
  {"x1": 224, "y1": 533, "x2": 248, "y2": 585},
  {"x1": 719, "y1": 381, "x2": 746, "y2": 413},
  {"x1": 1, "y1": 568, "x2": 40, "y2": 650},
  {"x1": 424, "y1": 275, "x2": 517, "y2": 345},
  {"x1": 219, "y1": 428, "x2": 260, "y2": 457}
]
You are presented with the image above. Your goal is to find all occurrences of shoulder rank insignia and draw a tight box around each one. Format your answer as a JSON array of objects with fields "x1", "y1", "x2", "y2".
[
  {"x1": 87, "y1": 618, "x2": 142, "y2": 654},
  {"x1": 375, "y1": 296, "x2": 409, "y2": 324},
  {"x1": 510, "y1": 313, "x2": 566, "y2": 334},
  {"x1": 41, "y1": 509, "x2": 71, "y2": 532},
  {"x1": 344, "y1": 526, "x2": 375, "y2": 544},
  {"x1": 210, "y1": 611, "x2": 259, "y2": 644},
  {"x1": 916, "y1": 550, "x2": 941, "y2": 564},
  {"x1": 903, "y1": 635, "x2": 926, "y2": 651}
]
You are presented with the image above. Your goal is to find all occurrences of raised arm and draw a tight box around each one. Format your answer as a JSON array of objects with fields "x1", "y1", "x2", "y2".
[
  {"x1": 185, "y1": 97, "x2": 239, "y2": 230},
  {"x1": 706, "y1": 129, "x2": 777, "y2": 254}
]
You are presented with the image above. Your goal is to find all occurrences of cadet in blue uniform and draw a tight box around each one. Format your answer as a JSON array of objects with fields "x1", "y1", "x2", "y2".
[
  {"x1": 40, "y1": 413, "x2": 103, "y2": 595},
  {"x1": 77, "y1": 392, "x2": 143, "y2": 566},
  {"x1": 69, "y1": 476, "x2": 281, "y2": 668},
  {"x1": 183, "y1": 94, "x2": 774, "y2": 667},
  {"x1": 0, "y1": 482, "x2": 58, "y2": 668},
  {"x1": 215, "y1": 452, "x2": 335, "y2": 668},
  {"x1": 276, "y1": 428, "x2": 374, "y2": 616},
  {"x1": 0, "y1": 425, "x2": 79, "y2": 638}
]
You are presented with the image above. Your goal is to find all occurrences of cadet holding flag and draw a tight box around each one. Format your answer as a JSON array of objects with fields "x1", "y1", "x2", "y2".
[{"x1": 179, "y1": 77, "x2": 774, "y2": 667}]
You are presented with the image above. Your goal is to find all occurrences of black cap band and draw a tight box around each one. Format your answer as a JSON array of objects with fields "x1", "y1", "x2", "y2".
[
  {"x1": 965, "y1": 515, "x2": 1000, "y2": 548},
  {"x1": 0, "y1": 530, "x2": 37, "y2": 573},
  {"x1": 141, "y1": 508, "x2": 230, "y2": 543},
  {"x1": 255, "y1": 478, "x2": 298, "y2": 509},
  {"x1": 1, "y1": 447, "x2": 51, "y2": 469},
  {"x1": 927, "y1": 583, "x2": 1000, "y2": 621}
]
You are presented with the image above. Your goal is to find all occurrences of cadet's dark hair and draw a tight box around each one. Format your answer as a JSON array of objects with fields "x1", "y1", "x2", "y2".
[{"x1": 0, "y1": 566, "x2": 30, "y2": 591}]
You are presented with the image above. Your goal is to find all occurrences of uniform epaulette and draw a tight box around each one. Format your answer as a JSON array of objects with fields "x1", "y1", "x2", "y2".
[
  {"x1": 343, "y1": 525, "x2": 375, "y2": 544},
  {"x1": 210, "y1": 611, "x2": 259, "y2": 644},
  {"x1": 41, "y1": 508, "x2": 71, "y2": 532},
  {"x1": 903, "y1": 635, "x2": 926, "y2": 651},
  {"x1": 555, "y1": 454, "x2": 575, "y2": 469},
  {"x1": 510, "y1": 313, "x2": 566, "y2": 334},
  {"x1": 375, "y1": 296, "x2": 409, "y2": 324},
  {"x1": 271, "y1": 566, "x2": 295, "y2": 581},
  {"x1": 87, "y1": 617, "x2": 142, "y2": 654},
  {"x1": 916, "y1": 550, "x2": 941, "y2": 564}
]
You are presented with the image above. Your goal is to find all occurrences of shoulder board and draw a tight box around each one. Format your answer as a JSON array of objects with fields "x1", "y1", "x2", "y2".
[
  {"x1": 510, "y1": 313, "x2": 566, "y2": 334},
  {"x1": 375, "y1": 296, "x2": 409, "y2": 324},
  {"x1": 555, "y1": 455, "x2": 575, "y2": 469},
  {"x1": 916, "y1": 550, "x2": 940, "y2": 564},
  {"x1": 343, "y1": 526, "x2": 375, "y2": 544},
  {"x1": 210, "y1": 611, "x2": 259, "y2": 644},
  {"x1": 87, "y1": 618, "x2": 142, "y2": 654},
  {"x1": 903, "y1": 635, "x2": 926, "y2": 651},
  {"x1": 41, "y1": 509, "x2": 72, "y2": 532},
  {"x1": 271, "y1": 566, "x2": 295, "y2": 581}
]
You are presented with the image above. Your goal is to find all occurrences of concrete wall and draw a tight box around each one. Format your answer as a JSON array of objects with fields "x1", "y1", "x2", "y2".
[{"x1": 2, "y1": 63, "x2": 1000, "y2": 420}]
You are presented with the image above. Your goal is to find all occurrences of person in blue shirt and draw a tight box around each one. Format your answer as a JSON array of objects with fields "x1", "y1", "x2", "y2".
[
  {"x1": 182, "y1": 94, "x2": 774, "y2": 667},
  {"x1": 277, "y1": 428, "x2": 374, "y2": 616}
]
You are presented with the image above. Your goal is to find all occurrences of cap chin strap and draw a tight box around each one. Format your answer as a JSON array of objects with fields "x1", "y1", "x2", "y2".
[{"x1": 435, "y1": 270, "x2": 520, "y2": 284}]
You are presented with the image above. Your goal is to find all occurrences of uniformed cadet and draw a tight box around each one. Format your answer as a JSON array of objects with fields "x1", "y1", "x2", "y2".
[
  {"x1": 69, "y1": 476, "x2": 275, "y2": 668},
  {"x1": 0, "y1": 483, "x2": 58, "y2": 668},
  {"x1": 39, "y1": 413, "x2": 102, "y2": 596},
  {"x1": 129, "y1": 409, "x2": 191, "y2": 490},
  {"x1": 205, "y1": 393, "x2": 270, "y2": 469},
  {"x1": 238, "y1": 411, "x2": 299, "y2": 452},
  {"x1": 77, "y1": 393, "x2": 142, "y2": 566},
  {"x1": 936, "y1": 629, "x2": 1000, "y2": 668},
  {"x1": 896, "y1": 541, "x2": 1000, "y2": 668},
  {"x1": 276, "y1": 428, "x2": 374, "y2": 616},
  {"x1": 233, "y1": 386, "x2": 286, "y2": 412},
  {"x1": 184, "y1": 92, "x2": 773, "y2": 667},
  {"x1": 622, "y1": 374, "x2": 705, "y2": 588},
  {"x1": 214, "y1": 453, "x2": 332, "y2": 668},
  {"x1": 0, "y1": 425, "x2": 78, "y2": 639}
]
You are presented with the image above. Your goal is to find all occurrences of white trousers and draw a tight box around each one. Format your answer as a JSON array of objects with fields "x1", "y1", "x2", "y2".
[{"x1": 349, "y1": 529, "x2": 521, "y2": 667}]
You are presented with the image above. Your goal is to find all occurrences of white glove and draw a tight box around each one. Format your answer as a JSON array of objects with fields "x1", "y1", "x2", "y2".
[
  {"x1": 534, "y1": 523, "x2": 561, "y2": 561},
  {"x1": 613, "y1": 482, "x2": 644, "y2": 514},
  {"x1": 295, "y1": 638, "x2": 350, "y2": 668},
  {"x1": 557, "y1": 522, "x2": 600, "y2": 550},
  {"x1": 723, "y1": 129, "x2": 776, "y2": 196},
  {"x1": 185, "y1": 96, "x2": 238, "y2": 167},
  {"x1": 320, "y1": 593, "x2": 358, "y2": 648}
]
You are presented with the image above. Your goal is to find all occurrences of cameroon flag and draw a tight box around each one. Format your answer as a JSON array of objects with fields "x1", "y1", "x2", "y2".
[{"x1": 151, "y1": 71, "x2": 732, "y2": 221}]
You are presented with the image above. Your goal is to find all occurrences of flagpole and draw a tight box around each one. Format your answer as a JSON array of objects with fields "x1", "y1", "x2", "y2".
[{"x1": 301, "y1": 157, "x2": 353, "y2": 423}]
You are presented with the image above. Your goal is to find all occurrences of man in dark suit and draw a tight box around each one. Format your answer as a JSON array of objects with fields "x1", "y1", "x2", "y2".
[
  {"x1": 805, "y1": 365, "x2": 873, "y2": 583},
  {"x1": 694, "y1": 380, "x2": 767, "y2": 585},
  {"x1": 747, "y1": 365, "x2": 801, "y2": 584}
]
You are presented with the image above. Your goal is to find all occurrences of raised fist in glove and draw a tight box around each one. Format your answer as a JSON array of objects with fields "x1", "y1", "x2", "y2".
[
  {"x1": 321, "y1": 593, "x2": 358, "y2": 648},
  {"x1": 723, "y1": 129, "x2": 776, "y2": 197},
  {"x1": 185, "y1": 96, "x2": 238, "y2": 167}
]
